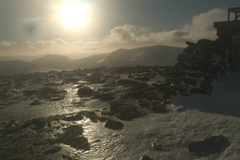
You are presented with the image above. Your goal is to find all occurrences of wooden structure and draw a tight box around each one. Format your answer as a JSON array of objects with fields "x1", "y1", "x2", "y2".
[{"x1": 214, "y1": 7, "x2": 240, "y2": 71}]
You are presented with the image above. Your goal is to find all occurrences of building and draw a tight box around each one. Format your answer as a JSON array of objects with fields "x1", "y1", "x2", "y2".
[{"x1": 214, "y1": 7, "x2": 240, "y2": 71}]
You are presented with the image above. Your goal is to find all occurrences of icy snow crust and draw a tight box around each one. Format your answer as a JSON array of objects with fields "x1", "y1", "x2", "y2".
[{"x1": 1, "y1": 71, "x2": 240, "y2": 159}]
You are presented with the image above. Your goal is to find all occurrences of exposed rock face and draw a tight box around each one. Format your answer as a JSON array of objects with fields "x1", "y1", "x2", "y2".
[
  {"x1": 188, "y1": 135, "x2": 225, "y2": 156},
  {"x1": 172, "y1": 38, "x2": 230, "y2": 96}
]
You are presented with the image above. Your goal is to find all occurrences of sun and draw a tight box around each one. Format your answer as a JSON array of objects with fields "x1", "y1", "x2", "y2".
[{"x1": 59, "y1": 1, "x2": 89, "y2": 29}]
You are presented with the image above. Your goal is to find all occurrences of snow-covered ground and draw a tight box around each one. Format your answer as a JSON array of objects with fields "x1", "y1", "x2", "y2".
[
  {"x1": 58, "y1": 72, "x2": 240, "y2": 159},
  {"x1": 1, "y1": 71, "x2": 240, "y2": 160}
]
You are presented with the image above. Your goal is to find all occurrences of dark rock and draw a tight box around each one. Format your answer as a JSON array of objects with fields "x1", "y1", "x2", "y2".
[
  {"x1": 43, "y1": 146, "x2": 62, "y2": 154},
  {"x1": 104, "y1": 120, "x2": 124, "y2": 130},
  {"x1": 38, "y1": 87, "x2": 56, "y2": 99},
  {"x1": 78, "y1": 111, "x2": 98, "y2": 122},
  {"x1": 101, "y1": 110, "x2": 116, "y2": 115},
  {"x1": 3, "y1": 120, "x2": 20, "y2": 135},
  {"x1": 197, "y1": 39, "x2": 214, "y2": 51},
  {"x1": 117, "y1": 105, "x2": 144, "y2": 121},
  {"x1": 186, "y1": 41, "x2": 196, "y2": 48},
  {"x1": 30, "y1": 100, "x2": 42, "y2": 106},
  {"x1": 77, "y1": 86, "x2": 93, "y2": 97},
  {"x1": 188, "y1": 135, "x2": 225, "y2": 156},
  {"x1": 151, "y1": 141, "x2": 163, "y2": 150},
  {"x1": 87, "y1": 72, "x2": 102, "y2": 82},
  {"x1": 93, "y1": 92, "x2": 115, "y2": 102},
  {"x1": 151, "y1": 102, "x2": 167, "y2": 113},
  {"x1": 55, "y1": 125, "x2": 90, "y2": 150},
  {"x1": 63, "y1": 113, "x2": 84, "y2": 121},
  {"x1": 182, "y1": 78, "x2": 197, "y2": 86},
  {"x1": 37, "y1": 87, "x2": 67, "y2": 100},
  {"x1": 171, "y1": 86, "x2": 188, "y2": 93},
  {"x1": 30, "y1": 119, "x2": 47, "y2": 130},
  {"x1": 125, "y1": 91, "x2": 144, "y2": 99},
  {"x1": 188, "y1": 72, "x2": 203, "y2": 78},
  {"x1": 117, "y1": 79, "x2": 139, "y2": 86},
  {"x1": 140, "y1": 155, "x2": 154, "y2": 160}
]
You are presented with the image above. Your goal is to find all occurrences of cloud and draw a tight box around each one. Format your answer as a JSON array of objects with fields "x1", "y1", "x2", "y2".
[
  {"x1": 104, "y1": 8, "x2": 226, "y2": 47},
  {"x1": 0, "y1": 8, "x2": 228, "y2": 58}
]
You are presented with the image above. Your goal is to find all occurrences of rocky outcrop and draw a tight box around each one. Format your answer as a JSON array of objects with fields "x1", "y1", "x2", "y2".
[{"x1": 171, "y1": 38, "x2": 230, "y2": 95}]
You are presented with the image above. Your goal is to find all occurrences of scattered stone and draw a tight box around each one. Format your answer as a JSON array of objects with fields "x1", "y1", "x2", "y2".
[
  {"x1": 63, "y1": 113, "x2": 84, "y2": 121},
  {"x1": 79, "y1": 111, "x2": 99, "y2": 122},
  {"x1": 30, "y1": 99, "x2": 42, "y2": 106},
  {"x1": 188, "y1": 135, "x2": 225, "y2": 156},
  {"x1": 117, "y1": 79, "x2": 139, "y2": 86},
  {"x1": 3, "y1": 120, "x2": 20, "y2": 135},
  {"x1": 104, "y1": 120, "x2": 124, "y2": 130},
  {"x1": 77, "y1": 86, "x2": 93, "y2": 97},
  {"x1": 140, "y1": 155, "x2": 154, "y2": 160},
  {"x1": 55, "y1": 125, "x2": 90, "y2": 150},
  {"x1": 117, "y1": 105, "x2": 144, "y2": 121},
  {"x1": 151, "y1": 141, "x2": 163, "y2": 151},
  {"x1": 43, "y1": 145, "x2": 62, "y2": 154},
  {"x1": 151, "y1": 102, "x2": 167, "y2": 113}
]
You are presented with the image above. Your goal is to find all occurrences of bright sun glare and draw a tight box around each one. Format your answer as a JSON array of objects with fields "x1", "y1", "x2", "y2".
[{"x1": 59, "y1": 2, "x2": 89, "y2": 29}]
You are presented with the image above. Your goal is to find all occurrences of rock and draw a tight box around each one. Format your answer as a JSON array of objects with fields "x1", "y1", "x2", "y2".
[
  {"x1": 151, "y1": 141, "x2": 163, "y2": 150},
  {"x1": 55, "y1": 125, "x2": 90, "y2": 150},
  {"x1": 37, "y1": 87, "x2": 67, "y2": 100},
  {"x1": 197, "y1": 39, "x2": 214, "y2": 51},
  {"x1": 117, "y1": 79, "x2": 139, "y2": 86},
  {"x1": 63, "y1": 113, "x2": 84, "y2": 121},
  {"x1": 30, "y1": 119, "x2": 47, "y2": 130},
  {"x1": 3, "y1": 120, "x2": 20, "y2": 135},
  {"x1": 87, "y1": 72, "x2": 103, "y2": 82},
  {"x1": 182, "y1": 78, "x2": 197, "y2": 86},
  {"x1": 151, "y1": 102, "x2": 167, "y2": 113},
  {"x1": 117, "y1": 105, "x2": 143, "y2": 121},
  {"x1": 43, "y1": 145, "x2": 62, "y2": 154},
  {"x1": 77, "y1": 86, "x2": 93, "y2": 97},
  {"x1": 30, "y1": 99, "x2": 42, "y2": 106},
  {"x1": 93, "y1": 92, "x2": 115, "y2": 102},
  {"x1": 78, "y1": 111, "x2": 98, "y2": 122},
  {"x1": 188, "y1": 135, "x2": 225, "y2": 156},
  {"x1": 140, "y1": 155, "x2": 154, "y2": 160},
  {"x1": 104, "y1": 120, "x2": 124, "y2": 130}
]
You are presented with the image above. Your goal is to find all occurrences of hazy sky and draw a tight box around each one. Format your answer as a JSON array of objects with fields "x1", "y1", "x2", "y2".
[{"x1": 0, "y1": 0, "x2": 239, "y2": 58}]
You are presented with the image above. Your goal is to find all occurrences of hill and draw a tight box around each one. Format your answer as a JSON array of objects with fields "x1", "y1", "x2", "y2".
[
  {"x1": 0, "y1": 60, "x2": 48, "y2": 75},
  {"x1": 96, "y1": 45, "x2": 183, "y2": 67},
  {"x1": 32, "y1": 45, "x2": 183, "y2": 70}
]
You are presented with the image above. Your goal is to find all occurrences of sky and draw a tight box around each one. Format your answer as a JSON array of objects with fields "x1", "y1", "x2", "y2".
[{"x1": 0, "y1": 0, "x2": 239, "y2": 59}]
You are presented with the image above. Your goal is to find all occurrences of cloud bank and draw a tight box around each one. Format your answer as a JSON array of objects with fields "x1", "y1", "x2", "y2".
[{"x1": 0, "y1": 8, "x2": 227, "y2": 58}]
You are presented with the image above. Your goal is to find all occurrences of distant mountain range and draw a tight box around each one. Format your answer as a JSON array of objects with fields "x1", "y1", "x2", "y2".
[
  {"x1": 0, "y1": 60, "x2": 49, "y2": 76},
  {"x1": 0, "y1": 45, "x2": 183, "y2": 75}
]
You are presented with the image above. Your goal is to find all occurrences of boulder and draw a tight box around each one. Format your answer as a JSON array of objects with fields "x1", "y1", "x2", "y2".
[
  {"x1": 63, "y1": 113, "x2": 84, "y2": 121},
  {"x1": 43, "y1": 146, "x2": 62, "y2": 154},
  {"x1": 55, "y1": 125, "x2": 90, "y2": 150},
  {"x1": 188, "y1": 135, "x2": 225, "y2": 156},
  {"x1": 104, "y1": 120, "x2": 124, "y2": 130},
  {"x1": 197, "y1": 39, "x2": 215, "y2": 51},
  {"x1": 151, "y1": 102, "x2": 167, "y2": 113},
  {"x1": 140, "y1": 156, "x2": 154, "y2": 160},
  {"x1": 77, "y1": 86, "x2": 93, "y2": 97}
]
